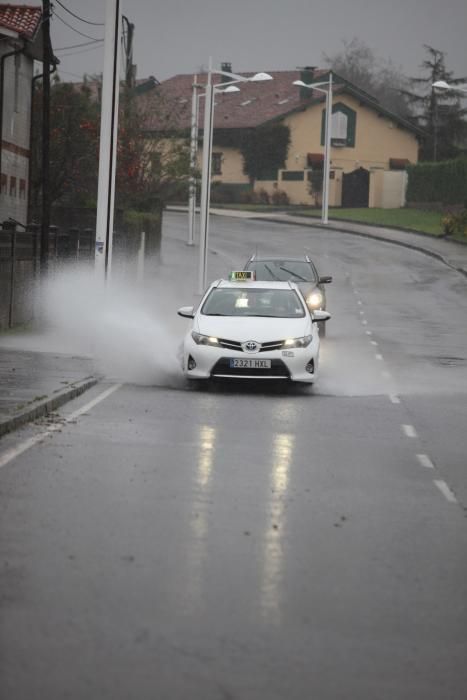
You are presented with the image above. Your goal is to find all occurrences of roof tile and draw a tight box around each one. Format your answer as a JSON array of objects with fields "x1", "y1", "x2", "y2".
[{"x1": 0, "y1": 4, "x2": 42, "y2": 40}]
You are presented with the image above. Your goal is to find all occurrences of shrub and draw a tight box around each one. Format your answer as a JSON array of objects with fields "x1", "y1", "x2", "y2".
[
  {"x1": 257, "y1": 188, "x2": 270, "y2": 204},
  {"x1": 441, "y1": 209, "x2": 467, "y2": 237},
  {"x1": 271, "y1": 189, "x2": 290, "y2": 206},
  {"x1": 407, "y1": 158, "x2": 467, "y2": 205}
]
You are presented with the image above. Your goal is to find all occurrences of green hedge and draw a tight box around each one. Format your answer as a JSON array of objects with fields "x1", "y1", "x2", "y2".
[{"x1": 406, "y1": 158, "x2": 467, "y2": 205}]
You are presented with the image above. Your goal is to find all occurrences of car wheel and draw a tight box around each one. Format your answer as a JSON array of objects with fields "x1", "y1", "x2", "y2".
[{"x1": 318, "y1": 320, "x2": 326, "y2": 337}]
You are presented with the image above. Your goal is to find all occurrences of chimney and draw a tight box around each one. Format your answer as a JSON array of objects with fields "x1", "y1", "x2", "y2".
[
  {"x1": 220, "y1": 62, "x2": 233, "y2": 83},
  {"x1": 298, "y1": 66, "x2": 316, "y2": 99}
]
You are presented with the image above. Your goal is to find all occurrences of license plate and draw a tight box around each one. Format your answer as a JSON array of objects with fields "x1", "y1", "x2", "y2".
[{"x1": 229, "y1": 358, "x2": 271, "y2": 369}]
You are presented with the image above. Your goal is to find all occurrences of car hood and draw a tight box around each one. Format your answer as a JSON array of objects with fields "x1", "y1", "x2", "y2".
[{"x1": 196, "y1": 315, "x2": 310, "y2": 341}]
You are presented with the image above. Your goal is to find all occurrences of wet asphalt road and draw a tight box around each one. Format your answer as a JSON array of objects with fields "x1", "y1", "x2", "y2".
[{"x1": 1, "y1": 213, "x2": 467, "y2": 699}]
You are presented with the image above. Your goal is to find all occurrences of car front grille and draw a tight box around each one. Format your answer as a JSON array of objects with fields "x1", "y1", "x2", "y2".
[
  {"x1": 211, "y1": 358, "x2": 290, "y2": 379},
  {"x1": 217, "y1": 338, "x2": 284, "y2": 353}
]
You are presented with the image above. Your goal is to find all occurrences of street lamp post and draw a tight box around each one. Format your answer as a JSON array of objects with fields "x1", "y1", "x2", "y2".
[
  {"x1": 188, "y1": 75, "x2": 199, "y2": 246},
  {"x1": 432, "y1": 80, "x2": 467, "y2": 94},
  {"x1": 293, "y1": 73, "x2": 333, "y2": 224},
  {"x1": 197, "y1": 59, "x2": 272, "y2": 293}
]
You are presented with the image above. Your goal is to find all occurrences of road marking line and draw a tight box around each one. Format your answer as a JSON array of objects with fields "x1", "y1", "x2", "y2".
[
  {"x1": 376, "y1": 353, "x2": 383, "y2": 361},
  {"x1": 389, "y1": 394, "x2": 400, "y2": 404},
  {"x1": 402, "y1": 424, "x2": 417, "y2": 438},
  {"x1": 0, "y1": 384, "x2": 122, "y2": 470},
  {"x1": 359, "y1": 310, "x2": 364, "y2": 315},
  {"x1": 370, "y1": 340, "x2": 378, "y2": 346},
  {"x1": 357, "y1": 300, "x2": 362, "y2": 305},
  {"x1": 68, "y1": 383, "x2": 122, "y2": 420},
  {"x1": 365, "y1": 330, "x2": 372, "y2": 336},
  {"x1": 434, "y1": 480, "x2": 457, "y2": 503},
  {"x1": 362, "y1": 320, "x2": 368, "y2": 325},
  {"x1": 417, "y1": 454, "x2": 435, "y2": 469}
]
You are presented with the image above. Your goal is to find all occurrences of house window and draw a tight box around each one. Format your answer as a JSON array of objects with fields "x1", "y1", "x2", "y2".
[
  {"x1": 332, "y1": 111, "x2": 348, "y2": 140},
  {"x1": 281, "y1": 170, "x2": 304, "y2": 181},
  {"x1": 321, "y1": 102, "x2": 356, "y2": 148},
  {"x1": 9, "y1": 176, "x2": 17, "y2": 197},
  {"x1": 19, "y1": 179, "x2": 26, "y2": 199},
  {"x1": 212, "y1": 152, "x2": 222, "y2": 175}
]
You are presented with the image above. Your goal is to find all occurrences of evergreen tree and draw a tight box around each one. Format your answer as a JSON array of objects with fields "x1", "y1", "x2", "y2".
[{"x1": 401, "y1": 45, "x2": 467, "y2": 161}]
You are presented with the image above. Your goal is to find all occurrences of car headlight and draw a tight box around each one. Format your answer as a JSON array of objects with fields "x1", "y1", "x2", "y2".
[
  {"x1": 306, "y1": 291, "x2": 323, "y2": 309},
  {"x1": 191, "y1": 332, "x2": 220, "y2": 346},
  {"x1": 282, "y1": 335, "x2": 313, "y2": 349}
]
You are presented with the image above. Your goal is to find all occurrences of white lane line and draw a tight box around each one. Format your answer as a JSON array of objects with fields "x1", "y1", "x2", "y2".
[
  {"x1": 376, "y1": 353, "x2": 383, "y2": 361},
  {"x1": 357, "y1": 300, "x2": 362, "y2": 305},
  {"x1": 359, "y1": 310, "x2": 365, "y2": 316},
  {"x1": 417, "y1": 454, "x2": 435, "y2": 469},
  {"x1": 402, "y1": 424, "x2": 417, "y2": 438},
  {"x1": 434, "y1": 480, "x2": 458, "y2": 504},
  {"x1": 365, "y1": 330, "x2": 372, "y2": 336},
  {"x1": 362, "y1": 320, "x2": 368, "y2": 325},
  {"x1": 0, "y1": 384, "x2": 122, "y2": 470},
  {"x1": 370, "y1": 340, "x2": 378, "y2": 346},
  {"x1": 68, "y1": 383, "x2": 122, "y2": 420},
  {"x1": 389, "y1": 394, "x2": 400, "y2": 404}
]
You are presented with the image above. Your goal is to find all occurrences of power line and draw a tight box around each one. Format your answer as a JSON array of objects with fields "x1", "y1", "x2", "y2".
[
  {"x1": 55, "y1": 39, "x2": 103, "y2": 51},
  {"x1": 52, "y1": 9, "x2": 103, "y2": 41},
  {"x1": 55, "y1": 44, "x2": 104, "y2": 59},
  {"x1": 54, "y1": 0, "x2": 104, "y2": 26}
]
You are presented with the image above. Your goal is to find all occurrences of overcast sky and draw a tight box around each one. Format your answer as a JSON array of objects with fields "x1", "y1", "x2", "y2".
[{"x1": 18, "y1": 0, "x2": 467, "y2": 83}]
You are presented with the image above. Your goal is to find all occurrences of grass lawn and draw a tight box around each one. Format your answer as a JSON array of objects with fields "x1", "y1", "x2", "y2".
[
  {"x1": 294, "y1": 207, "x2": 445, "y2": 236},
  {"x1": 211, "y1": 203, "x2": 446, "y2": 236}
]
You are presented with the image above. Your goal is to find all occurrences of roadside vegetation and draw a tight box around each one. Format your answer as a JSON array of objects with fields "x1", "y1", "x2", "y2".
[{"x1": 209, "y1": 204, "x2": 467, "y2": 242}]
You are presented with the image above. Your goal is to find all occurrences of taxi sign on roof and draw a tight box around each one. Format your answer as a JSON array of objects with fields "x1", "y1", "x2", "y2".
[{"x1": 229, "y1": 270, "x2": 256, "y2": 281}]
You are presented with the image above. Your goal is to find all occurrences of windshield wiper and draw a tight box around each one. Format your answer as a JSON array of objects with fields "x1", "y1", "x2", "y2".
[
  {"x1": 264, "y1": 264, "x2": 280, "y2": 280},
  {"x1": 279, "y1": 266, "x2": 309, "y2": 282}
]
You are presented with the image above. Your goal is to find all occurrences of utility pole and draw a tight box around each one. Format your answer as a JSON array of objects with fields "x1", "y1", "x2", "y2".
[
  {"x1": 95, "y1": 0, "x2": 122, "y2": 281},
  {"x1": 40, "y1": 0, "x2": 51, "y2": 275}
]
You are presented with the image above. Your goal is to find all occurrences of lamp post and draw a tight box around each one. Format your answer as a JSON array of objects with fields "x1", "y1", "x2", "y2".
[
  {"x1": 432, "y1": 80, "x2": 467, "y2": 94},
  {"x1": 197, "y1": 59, "x2": 272, "y2": 293},
  {"x1": 293, "y1": 73, "x2": 333, "y2": 224},
  {"x1": 188, "y1": 75, "x2": 199, "y2": 246}
]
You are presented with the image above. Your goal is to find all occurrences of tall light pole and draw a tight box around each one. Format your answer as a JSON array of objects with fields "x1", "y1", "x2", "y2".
[
  {"x1": 188, "y1": 75, "x2": 199, "y2": 246},
  {"x1": 432, "y1": 80, "x2": 467, "y2": 94},
  {"x1": 293, "y1": 73, "x2": 333, "y2": 224},
  {"x1": 197, "y1": 60, "x2": 273, "y2": 293}
]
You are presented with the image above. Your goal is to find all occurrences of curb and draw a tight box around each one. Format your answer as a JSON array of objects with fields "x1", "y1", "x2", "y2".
[{"x1": 0, "y1": 376, "x2": 99, "y2": 438}]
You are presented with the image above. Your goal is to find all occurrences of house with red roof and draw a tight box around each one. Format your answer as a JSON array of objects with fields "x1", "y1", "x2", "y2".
[
  {"x1": 141, "y1": 64, "x2": 423, "y2": 207},
  {"x1": 0, "y1": 3, "x2": 48, "y2": 224}
]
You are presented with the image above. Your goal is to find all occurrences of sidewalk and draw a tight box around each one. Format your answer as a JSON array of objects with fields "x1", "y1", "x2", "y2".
[
  {"x1": 1, "y1": 208, "x2": 467, "y2": 438},
  {"x1": 0, "y1": 348, "x2": 97, "y2": 437}
]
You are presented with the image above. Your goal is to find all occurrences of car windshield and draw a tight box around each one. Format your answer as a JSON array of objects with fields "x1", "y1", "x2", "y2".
[
  {"x1": 201, "y1": 288, "x2": 305, "y2": 318},
  {"x1": 246, "y1": 260, "x2": 318, "y2": 283}
]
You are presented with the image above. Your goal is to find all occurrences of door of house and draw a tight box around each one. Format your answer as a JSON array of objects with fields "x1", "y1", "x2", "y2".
[{"x1": 342, "y1": 167, "x2": 370, "y2": 208}]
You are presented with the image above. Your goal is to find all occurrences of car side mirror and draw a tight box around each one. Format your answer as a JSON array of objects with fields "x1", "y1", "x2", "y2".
[
  {"x1": 312, "y1": 310, "x2": 331, "y2": 322},
  {"x1": 319, "y1": 276, "x2": 333, "y2": 284},
  {"x1": 177, "y1": 306, "x2": 195, "y2": 319}
]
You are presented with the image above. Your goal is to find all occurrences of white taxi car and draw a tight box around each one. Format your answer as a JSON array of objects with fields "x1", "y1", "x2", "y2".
[{"x1": 177, "y1": 272, "x2": 330, "y2": 384}]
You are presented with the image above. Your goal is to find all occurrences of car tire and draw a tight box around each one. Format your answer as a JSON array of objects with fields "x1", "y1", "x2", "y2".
[{"x1": 318, "y1": 320, "x2": 326, "y2": 337}]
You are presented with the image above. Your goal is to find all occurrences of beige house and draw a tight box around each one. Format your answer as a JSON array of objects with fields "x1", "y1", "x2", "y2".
[{"x1": 142, "y1": 66, "x2": 423, "y2": 208}]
